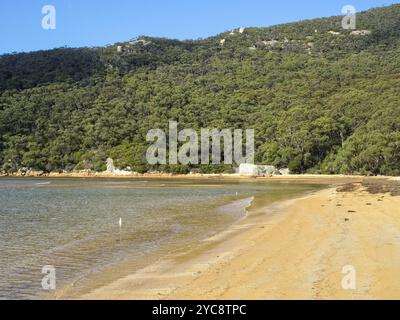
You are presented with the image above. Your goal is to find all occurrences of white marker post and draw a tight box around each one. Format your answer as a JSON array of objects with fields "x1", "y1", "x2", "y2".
[{"x1": 119, "y1": 217, "x2": 122, "y2": 242}]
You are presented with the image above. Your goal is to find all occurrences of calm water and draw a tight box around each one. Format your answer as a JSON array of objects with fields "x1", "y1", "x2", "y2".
[{"x1": 0, "y1": 177, "x2": 321, "y2": 299}]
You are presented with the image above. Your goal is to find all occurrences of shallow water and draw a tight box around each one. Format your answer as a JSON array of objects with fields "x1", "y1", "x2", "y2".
[{"x1": 0, "y1": 177, "x2": 322, "y2": 299}]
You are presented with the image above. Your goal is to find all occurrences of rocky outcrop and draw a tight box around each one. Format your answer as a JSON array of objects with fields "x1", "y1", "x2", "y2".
[
  {"x1": 350, "y1": 30, "x2": 371, "y2": 36},
  {"x1": 105, "y1": 158, "x2": 133, "y2": 176},
  {"x1": 279, "y1": 168, "x2": 290, "y2": 176},
  {"x1": 239, "y1": 164, "x2": 281, "y2": 176},
  {"x1": 261, "y1": 40, "x2": 280, "y2": 47}
]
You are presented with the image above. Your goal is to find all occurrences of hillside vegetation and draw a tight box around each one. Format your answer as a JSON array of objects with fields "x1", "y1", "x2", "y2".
[{"x1": 1, "y1": 5, "x2": 400, "y2": 175}]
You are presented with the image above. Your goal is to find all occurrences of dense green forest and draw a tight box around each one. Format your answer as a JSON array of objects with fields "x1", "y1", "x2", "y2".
[{"x1": 1, "y1": 5, "x2": 400, "y2": 175}]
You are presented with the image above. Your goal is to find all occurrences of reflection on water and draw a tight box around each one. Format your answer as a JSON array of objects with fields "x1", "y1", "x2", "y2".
[{"x1": 0, "y1": 178, "x2": 321, "y2": 299}]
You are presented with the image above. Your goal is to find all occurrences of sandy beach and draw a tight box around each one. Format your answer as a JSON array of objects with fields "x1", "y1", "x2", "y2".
[{"x1": 75, "y1": 177, "x2": 400, "y2": 300}]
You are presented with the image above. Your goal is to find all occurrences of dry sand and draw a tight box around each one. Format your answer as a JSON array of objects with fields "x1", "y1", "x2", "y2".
[{"x1": 76, "y1": 178, "x2": 400, "y2": 300}]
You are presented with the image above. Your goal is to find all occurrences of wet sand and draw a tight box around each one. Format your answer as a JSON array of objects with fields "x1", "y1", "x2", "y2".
[{"x1": 79, "y1": 177, "x2": 400, "y2": 300}]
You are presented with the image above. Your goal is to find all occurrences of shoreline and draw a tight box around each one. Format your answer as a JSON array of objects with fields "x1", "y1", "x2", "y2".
[
  {"x1": 52, "y1": 195, "x2": 259, "y2": 300},
  {"x1": 75, "y1": 190, "x2": 315, "y2": 300},
  {"x1": 53, "y1": 185, "x2": 319, "y2": 300},
  {"x1": 76, "y1": 178, "x2": 400, "y2": 300},
  {"x1": 0, "y1": 171, "x2": 382, "y2": 183}
]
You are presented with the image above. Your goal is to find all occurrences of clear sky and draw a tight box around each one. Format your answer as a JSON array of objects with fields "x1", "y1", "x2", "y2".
[{"x1": 0, "y1": 0, "x2": 398, "y2": 54}]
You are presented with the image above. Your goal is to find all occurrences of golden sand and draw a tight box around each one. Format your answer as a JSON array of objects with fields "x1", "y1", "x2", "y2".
[{"x1": 77, "y1": 178, "x2": 400, "y2": 300}]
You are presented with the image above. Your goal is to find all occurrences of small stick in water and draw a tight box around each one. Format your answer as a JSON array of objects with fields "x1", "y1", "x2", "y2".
[{"x1": 119, "y1": 217, "x2": 122, "y2": 242}]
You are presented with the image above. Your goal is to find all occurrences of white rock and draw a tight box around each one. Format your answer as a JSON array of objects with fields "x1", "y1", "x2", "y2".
[
  {"x1": 350, "y1": 30, "x2": 371, "y2": 36},
  {"x1": 105, "y1": 158, "x2": 133, "y2": 176},
  {"x1": 130, "y1": 39, "x2": 152, "y2": 46},
  {"x1": 239, "y1": 164, "x2": 258, "y2": 175},
  {"x1": 239, "y1": 164, "x2": 280, "y2": 176},
  {"x1": 261, "y1": 40, "x2": 280, "y2": 46},
  {"x1": 279, "y1": 168, "x2": 290, "y2": 176}
]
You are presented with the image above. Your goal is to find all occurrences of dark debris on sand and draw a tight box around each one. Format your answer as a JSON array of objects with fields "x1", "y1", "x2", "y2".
[
  {"x1": 337, "y1": 179, "x2": 400, "y2": 196},
  {"x1": 336, "y1": 183, "x2": 360, "y2": 193},
  {"x1": 362, "y1": 179, "x2": 400, "y2": 196}
]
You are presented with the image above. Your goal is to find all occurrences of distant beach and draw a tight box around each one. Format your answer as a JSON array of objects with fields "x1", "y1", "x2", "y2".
[{"x1": 0, "y1": 169, "x2": 377, "y2": 183}]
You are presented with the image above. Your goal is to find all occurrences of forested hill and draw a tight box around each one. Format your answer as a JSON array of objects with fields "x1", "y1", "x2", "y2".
[{"x1": 1, "y1": 4, "x2": 400, "y2": 175}]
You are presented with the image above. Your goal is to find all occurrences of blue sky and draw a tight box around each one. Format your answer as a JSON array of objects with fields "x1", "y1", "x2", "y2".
[{"x1": 0, "y1": 0, "x2": 398, "y2": 54}]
